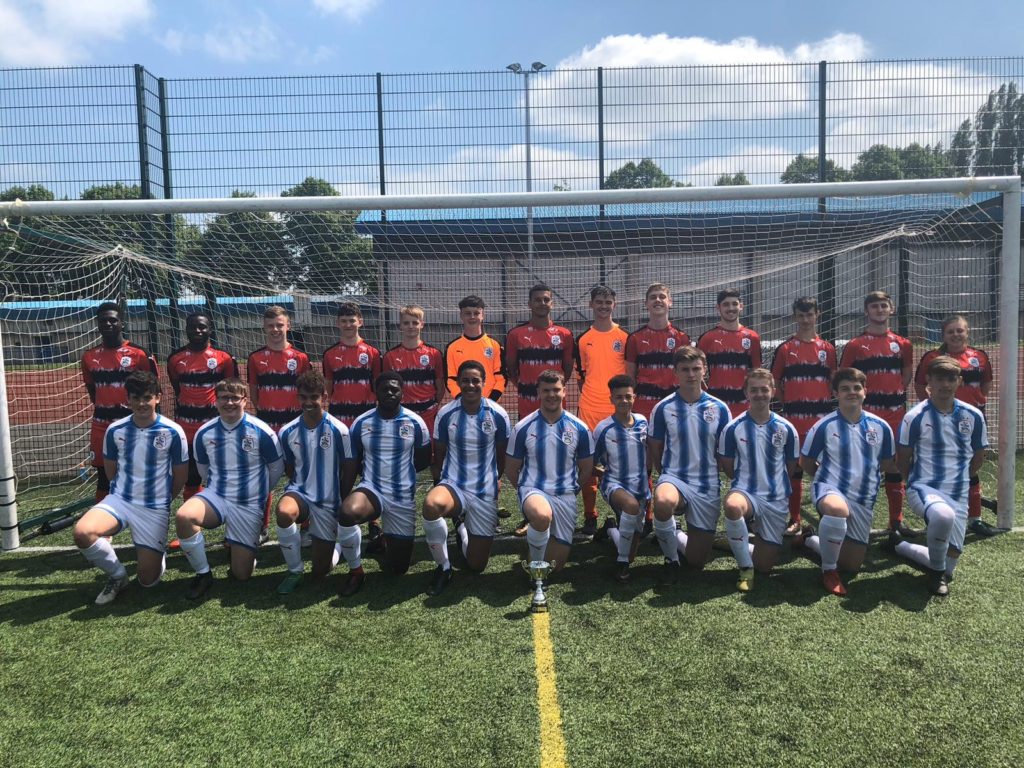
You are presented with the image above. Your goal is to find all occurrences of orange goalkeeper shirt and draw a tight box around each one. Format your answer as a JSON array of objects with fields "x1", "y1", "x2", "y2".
[
  {"x1": 575, "y1": 325, "x2": 628, "y2": 427},
  {"x1": 445, "y1": 332, "x2": 506, "y2": 400}
]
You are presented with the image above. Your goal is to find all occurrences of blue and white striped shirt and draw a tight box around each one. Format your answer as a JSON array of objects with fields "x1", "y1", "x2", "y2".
[
  {"x1": 507, "y1": 410, "x2": 594, "y2": 496},
  {"x1": 350, "y1": 407, "x2": 430, "y2": 507},
  {"x1": 802, "y1": 410, "x2": 895, "y2": 508},
  {"x1": 104, "y1": 414, "x2": 188, "y2": 509},
  {"x1": 434, "y1": 398, "x2": 511, "y2": 499},
  {"x1": 650, "y1": 392, "x2": 731, "y2": 495},
  {"x1": 718, "y1": 412, "x2": 799, "y2": 503},
  {"x1": 899, "y1": 399, "x2": 988, "y2": 503},
  {"x1": 593, "y1": 414, "x2": 649, "y2": 500},
  {"x1": 279, "y1": 412, "x2": 352, "y2": 511},
  {"x1": 194, "y1": 414, "x2": 284, "y2": 509}
]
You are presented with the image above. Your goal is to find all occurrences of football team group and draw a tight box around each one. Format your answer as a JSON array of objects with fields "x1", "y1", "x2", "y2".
[{"x1": 72, "y1": 282, "x2": 994, "y2": 605}]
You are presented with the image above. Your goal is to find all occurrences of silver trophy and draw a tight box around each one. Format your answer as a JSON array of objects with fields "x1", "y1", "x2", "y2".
[{"x1": 522, "y1": 560, "x2": 554, "y2": 613}]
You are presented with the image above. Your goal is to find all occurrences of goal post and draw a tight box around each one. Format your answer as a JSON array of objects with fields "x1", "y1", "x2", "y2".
[{"x1": 0, "y1": 177, "x2": 1019, "y2": 547}]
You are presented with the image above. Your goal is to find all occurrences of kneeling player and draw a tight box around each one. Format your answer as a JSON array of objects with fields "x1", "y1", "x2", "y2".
[
  {"x1": 717, "y1": 369, "x2": 800, "y2": 592},
  {"x1": 648, "y1": 346, "x2": 730, "y2": 583},
  {"x1": 798, "y1": 368, "x2": 896, "y2": 596},
  {"x1": 421, "y1": 361, "x2": 512, "y2": 595},
  {"x1": 505, "y1": 370, "x2": 594, "y2": 574},
  {"x1": 337, "y1": 372, "x2": 431, "y2": 594},
  {"x1": 890, "y1": 356, "x2": 988, "y2": 597},
  {"x1": 274, "y1": 370, "x2": 359, "y2": 594},
  {"x1": 73, "y1": 372, "x2": 188, "y2": 605},
  {"x1": 592, "y1": 375, "x2": 649, "y2": 583},
  {"x1": 175, "y1": 379, "x2": 284, "y2": 599}
]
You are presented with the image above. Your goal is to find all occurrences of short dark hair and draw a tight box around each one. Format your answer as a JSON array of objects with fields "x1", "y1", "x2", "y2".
[
  {"x1": 96, "y1": 301, "x2": 121, "y2": 318},
  {"x1": 125, "y1": 371, "x2": 159, "y2": 398},
  {"x1": 185, "y1": 311, "x2": 211, "y2": 326},
  {"x1": 863, "y1": 290, "x2": 892, "y2": 310},
  {"x1": 672, "y1": 346, "x2": 705, "y2": 367},
  {"x1": 832, "y1": 367, "x2": 866, "y2": 391},
  {"x1": 263, "y1": 305, "x2": 289, "y2": 320},
  {"x1": 459, "y1": 295, "x2": 485, "y2": 310},
  {"x1": 336, "y1": 301, "x2": 362, "y2": 318},
  {"x1": 528, "y1": 283, "x2": 552, "y2": 300},
  {"x1": 927, "y1": 355, "x2": 963, "y2": 379},
  {"x1": 717, "y1": 288, "x2": 741, "y2": 305},
  {"x1": 792, "y1": 296, "x2": 819, "y2": 314},
  {"x1": 296, "y1": 369, "x2": 326, "y2": 394},
  {"x1": 457, "y1": 360, "x2": 486, "y2": 380},
  {"x1": 537, "y1": 369, "x2": 565, "y2": 387},
  {"x1": 216, "y1": 377, "x2": 248, "y2": 399},
  {"x1": 376, "y1": 370, "x2": 403, "y2": 389},
  {"x1": 607, "y1": 374, "x2": 635, "y2": 392},
  {"x1": 590, "y1": 285, "x2": 616, "y2": 301}
]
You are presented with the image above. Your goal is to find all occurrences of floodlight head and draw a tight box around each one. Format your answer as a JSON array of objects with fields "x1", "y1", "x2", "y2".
[
  {"x1": 506, "y1": 63, "x2": 522, "y2": 73},
  {"x1": 531, "y1": 62, "x2": 546, "y2": 72}
]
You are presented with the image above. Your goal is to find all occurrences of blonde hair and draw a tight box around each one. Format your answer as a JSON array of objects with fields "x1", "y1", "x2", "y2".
[{"x1": 399, "y1": 305, "x2": 425, "y2": 323}]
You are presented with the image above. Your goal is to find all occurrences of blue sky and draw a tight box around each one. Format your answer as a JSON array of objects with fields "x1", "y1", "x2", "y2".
[{"x1": 1, "y1": 0, "x2": 1021, "y2": 76}]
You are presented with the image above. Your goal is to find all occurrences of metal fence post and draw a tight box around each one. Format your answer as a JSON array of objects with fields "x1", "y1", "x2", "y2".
[
  {"x1": 134, "y1": 65, "x2": 160, "y2": 357},
  {"x1": 816, "y1": 59, "x2": 836, "y2": 340},
  {"x1": 376, "y1": 72, "x2": 387, "y2": 221},
  {"x1": 597, "y1": 66, "x2": 607, "y2": 283}
]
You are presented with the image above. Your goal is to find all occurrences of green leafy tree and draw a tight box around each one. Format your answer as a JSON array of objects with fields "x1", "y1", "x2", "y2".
[
  {"x1": 604, "y1": 158, "x2": 677, "y2": 189},
  {"x1": 898, "y1": 143, "x2": 952, "y2": 179},
  {"x1": 780, "y1": 154, "x2": 851, "y2": 183},
  {"x1": 948, "y1": 120, "x2": 974, "y2": 176},
  {"x1": 850, "y1": 144, "x2": 904, "y2": 181},
  {"x1": 280, "y1": 177, "x2": 373, "y2": 294},
  {"x1": 713, "y1": 171, "x2": 751, "y2": 186}
]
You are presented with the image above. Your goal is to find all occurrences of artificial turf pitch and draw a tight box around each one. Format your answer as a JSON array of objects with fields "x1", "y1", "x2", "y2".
[{"x1": 2, "y1": 469, "x2": 1023, "y2": 767}]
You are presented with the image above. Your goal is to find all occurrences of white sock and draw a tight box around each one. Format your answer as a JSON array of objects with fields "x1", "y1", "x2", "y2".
[
  {"x1": 423, "y1": 517, "x2": 451, "y2": 570},
  {"x1": 725, "y1": 517, "x2": 753, "y2": 569},
  {"x1": 456, "y1": 522, "x2": 469, "y2": 558},
  {"x1": 607, "y1": 526, "x2": 621, "y2": 551},
  {"x1": 817, "y1": 516, "x2": 847, "y2": 572},
  {"x1": 81, "y1": 538, "x2": 127, "y2": 579},
  {"x1": 675, "y1": 528, "x2": 688, "y2": 557},
  {"x1": 331, "y1": 542, "x2": 342, "y2": 568},
  {"x1": 896, "y1": 540, "x2": 932, "y2": 569},
  {"x1": 276, "y1": 523, "x2": 304, "y2": 574},
  {"x1": 337, "y1": 525, "x2": 362, "y2": 570},
  {"x1": 805, "y1": 535, "x2": 821, "y2": 556},
  {"x1": 653, "y1": 518, "x2": 679, "y2": 563},
  {"x1": 616, "y1": 511, "x2": 640, "y2": 563},
  {"x1": 526, "y1": 524, "x2": 550, "y2": 563},
  {"x1": 945, "y1": 554, "x2": 959, "y2": 578},
  {"x1": 925, "y1": 504, "x2": 955, "y2": 571},
  {"x1": 179, "y1": 531, "x2": 210, "y2": 575}
]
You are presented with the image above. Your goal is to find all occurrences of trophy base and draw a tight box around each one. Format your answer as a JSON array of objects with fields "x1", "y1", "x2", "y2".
[{"x1": 529, "y1": 600, "x2": 549, "y2": 614}]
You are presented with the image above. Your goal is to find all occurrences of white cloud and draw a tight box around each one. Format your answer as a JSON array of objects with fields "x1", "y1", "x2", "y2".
[
  {"x1": 0, "y1": 0, "x2": 153, "y2": 66},
  {"x1": 203, "y1": 15, "x2": 280, "y2": 62},
  {"x1": 312, "y1": 0, "x2": 379, "y2": 21},
  {"x1": 158, "y1": 28, "x2": 187, "y2": 55}
]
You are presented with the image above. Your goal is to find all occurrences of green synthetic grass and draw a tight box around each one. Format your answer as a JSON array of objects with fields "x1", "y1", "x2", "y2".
[{"x1": 2, "y1": 464, "x2": 1023, "y2": 767}]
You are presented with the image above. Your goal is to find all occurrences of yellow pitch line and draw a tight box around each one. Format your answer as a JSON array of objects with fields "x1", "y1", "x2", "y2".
[{"x1": 532, "y1": 611, "x2": 568, "y2": 768}]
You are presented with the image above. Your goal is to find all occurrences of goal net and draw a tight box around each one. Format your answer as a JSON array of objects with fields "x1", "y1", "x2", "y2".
[{"x1": 0, "y1": 179, "x2": 1019, "y2": 547}]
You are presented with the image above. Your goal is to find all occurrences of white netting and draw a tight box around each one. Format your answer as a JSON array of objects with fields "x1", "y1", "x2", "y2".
[{"x1": 0, "y1": 186, "x2": 1015, "y2": 513}]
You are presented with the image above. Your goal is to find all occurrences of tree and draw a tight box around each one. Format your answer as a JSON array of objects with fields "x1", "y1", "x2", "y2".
[
  {"x1": 280, "y1": 176, "x2": 374, "y2": 294},
  {"x1": 714, "y1": 171, "x2": 750, "y2": 186},
  {"x1": 780, "y1": 154, "x2": 851, "y2": 184},
  {"x1": 898, "y1": 143, "x2": 951, "y2": 179},
  {"x1": 944, "y1": 82, "x2": 1024, "y2": 177},
  {"x1": 604, "y1": 158, "x2": 677, "y2": 189},
  {"x1": 850, "y1": 144, "x2": 904, "y2": 181},
  {"x1": 948, "y1": 120, "x2": 974, "y2": 176}
]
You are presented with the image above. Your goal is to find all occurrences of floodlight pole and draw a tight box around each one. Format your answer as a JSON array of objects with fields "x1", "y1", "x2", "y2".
[
  {"x1": 0, "y1": 320, "x2": 20, "y2": 550},
  {"x1": 508, "y1": 62, "x2": 546, "y2": 281}
]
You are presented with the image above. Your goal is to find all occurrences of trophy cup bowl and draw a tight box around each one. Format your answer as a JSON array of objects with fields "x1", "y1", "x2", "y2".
[{"x1": 522, "y1": 560, "x2": 553, "y2": 613}]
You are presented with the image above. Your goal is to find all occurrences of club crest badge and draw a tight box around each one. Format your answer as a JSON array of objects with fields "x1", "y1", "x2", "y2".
[
  {"x1": 484, "y1": 347, "x2": 494, "y2": 358},
  {"x1": 741, "y1": 338, "x2": 751, "y2": 350},
  {"x1": 612, "y1": 340, "x2": 623, "y2": 353},
  {"x1": 399, "y1": 423, "x2": 414, "y2": 440},
  {"x1": 241, "y1": 434, "x2": 257, "y2": 453},
  {"x1": 551, "y1": 335, "x2": 562, "y2": 347},
  {"x1": 865, "y1": 428, "x2": 879, "y2": 446},
  {"x1": 561, "y1": 430, "x2": 575, "y2": 446},
  {"x1": 286, "y1": 358, "x2": 298, "y2": 372},
  {"x1": 771, "y1": 428, "x2": 787, "y2": 448},
  {"x1": 702, "y1": 406, "x2": 717, "y2": 423},
  {"x1": 818, "y1": 350, "x2": 827, "y2": 362},
  {"x1": 419, "y1": 354, "x2": 430, "y2": 367},
  {"x1": 958, "y1": 418, "x2": 973, "y2": 436},
  {"x1": 153, "y1": 432, "x2": 170, "y2": 450},
  {"x1": 358, "y1": 352, "x2": 369, "y2": 365},
  {"x1": 889, "y1": 342, "x2": 900, "y2": 354},
  {"x1": 666, "y1": 337, "x2": 677, "y2": 350},
  {"x1": 968, "y1": 356, "x2": 979, "y2": 368},
  {"x1": 319, "y1": 433, "x2": 332, "y2": 449},
  {"x1": 119, "y1": 356, "x2": 132, "y2": 368},
  {"x1": 207, "y1": 357, "x2": 218, "y2": 370},
  {"x1": 481, "y1": 417, "x2": 495, "y2": 434}
]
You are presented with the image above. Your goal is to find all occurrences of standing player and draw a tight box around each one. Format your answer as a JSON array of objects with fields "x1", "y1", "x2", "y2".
[
  {"x1": 323, "y1": 302, "x2": 383, "y2": 426},
  {"x1": 80, "y1": 302, "x2": 159, "y2": 501},
  {"x1": 421, "y1": 361, "x2": 512, "y2": 595},
  {"x1": 336, "y1": 372, "x2": 431, "y2": 594},
  {"x1": 505, "y1": 370, "x2": 594, "y2": 574},
  {"x1": 892, "y1": 356, "x2": 988, "y2": 596},
  {"x1": 648, "y1": 346, "x2": 731, "y2": 583},
  {"x1": 167, "y1": 312, "x2": 238, "y2": 505},
  {"x1": 574, "y1": 285, "x2": 628, "y2": 537},
  {"x1": 175, "y1": 378, "x2": 285, "y2": 599},
  {"x1": 73, "y1": 371, "x2": 188, "y2": 605},
  {"x1": 247, "y1": 305, "x2": 311, "y2": 541},
  {"x1": 913, "y1": 314, "x2": 996, "y2": 537},
  {"x1": 274, "y1": 370, "x2": 359, "y2": 595},
  {"x1": 797, "y1": 369, "x2": 896, "y2": 596},
  {"x1": 383, "y1": 305, "x2": 446, "y2": 435},
  {"x1": 770, "y1": 297, "x2": 837, "y2": 534},
  {"x1": 717, "y1": 369, "x2": 800, "y2": 592},
  {"x1": 625, "y1": 283, "x2": 691, "y2": 419},
  {"x1": 697, "y1": 289, "x2": 762, "y2": 418},
  {"x1": 592, "y1": 375, "x2": 648, "y2": 583},
  {"x1": 839, "y1": 291, "x2": 915, "y2": 536},
  {"x1": 445, "y1": 295, "x2": 505, "y2": 401}
]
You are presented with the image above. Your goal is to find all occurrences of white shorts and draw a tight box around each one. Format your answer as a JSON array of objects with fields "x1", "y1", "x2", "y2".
[
  {"x1": 520, "y1": 487, "x2": 578, "y2": 546},
  {"x1": 283, "y1": 487, "x2": 339, "y2": 543},
  {"x1": 601, "y1": 481, "x2": 650, "y2": 511},
  {"x1": 195, "y1": 488, "x2": 263, "y2": 552},
  {"x1": 812, "y1": 483, "x2": 873, "y2": 546},
  {"x1": 354, "y1": 483, "x2": 416, "y2": 539},
  {"x1": 907, "y1": 484, "x2": 968, "y2": 552},
  {"x1": 656, "y1": 474, "x2": 721, "y2": 533},
  {"x1": 725, "y1": 489, "x2": 789, "y2": 547},
  {"x1": 440, "y1": 481, "x2": 497, "y2": 538},
  {"x1": 95, "y1": 494, "x2": 169, "y2": 554}
]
